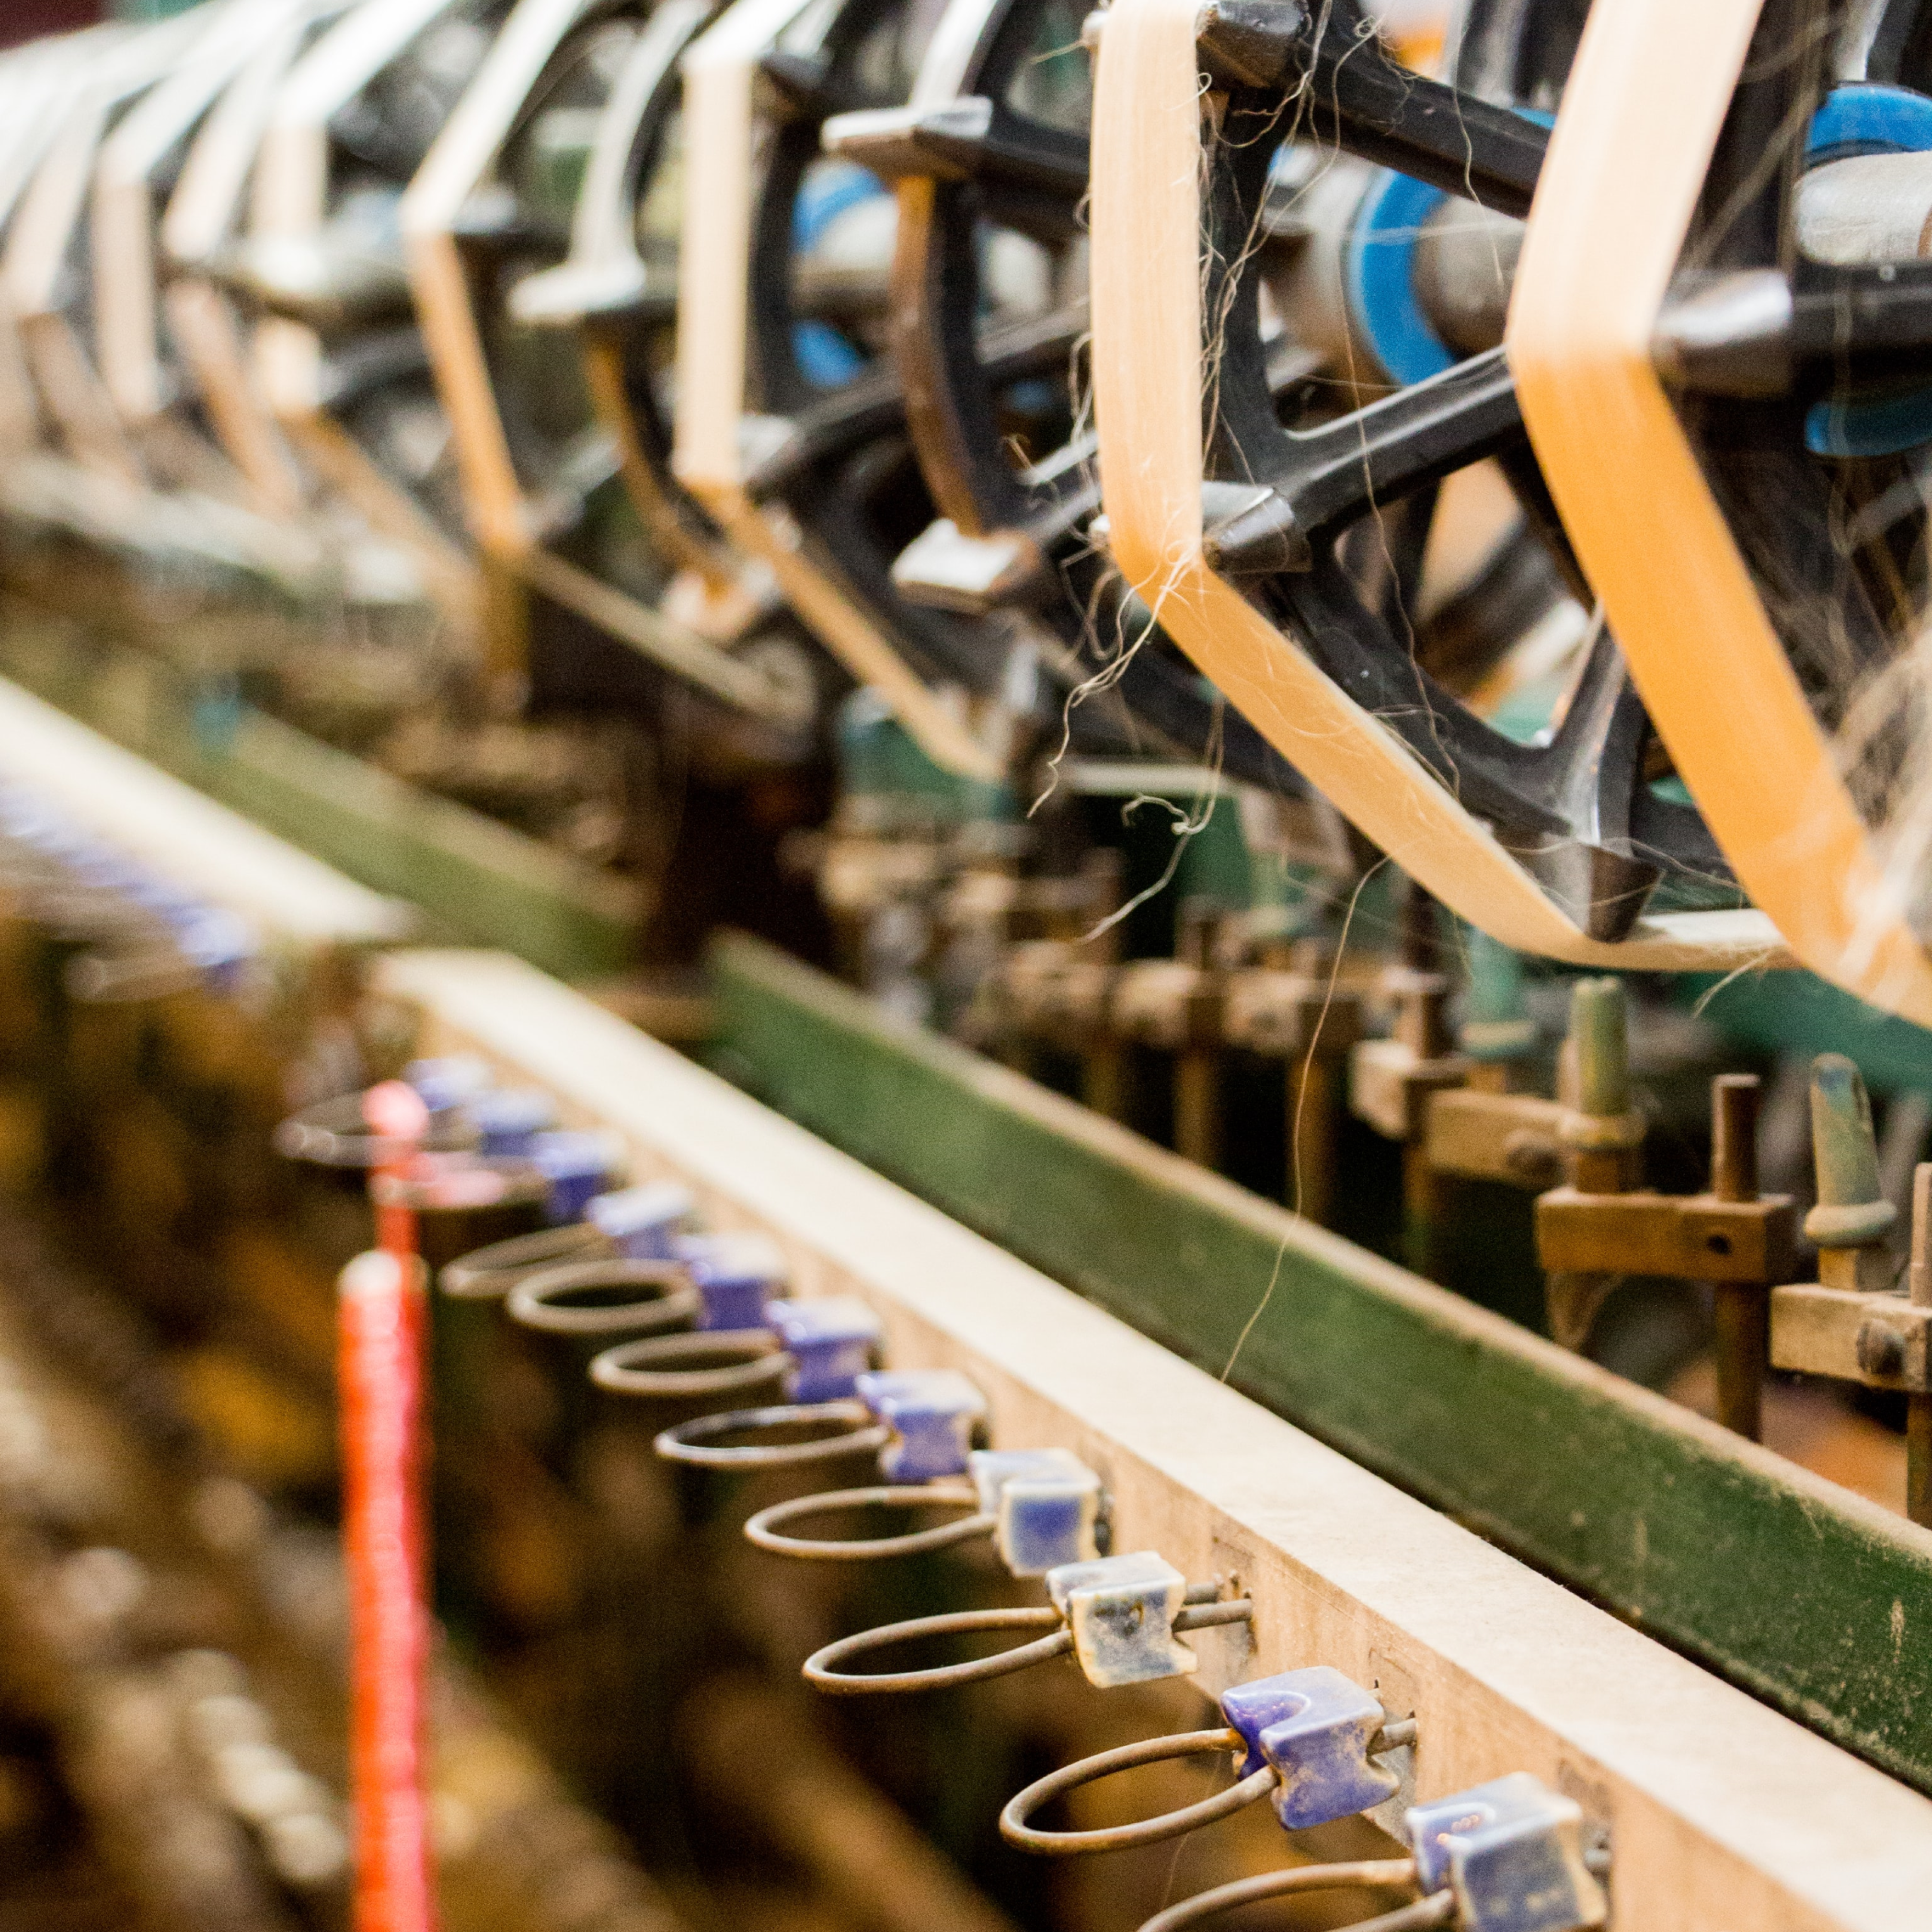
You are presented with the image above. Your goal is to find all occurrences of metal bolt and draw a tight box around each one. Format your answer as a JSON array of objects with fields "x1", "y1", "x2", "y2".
[
  {"x1": 1502, "y1": 1132, "x2": 1562, "y2": 1189},
  {"x1": 1856, "y1": 1321, "x2": 1907, "y2": 1380}
]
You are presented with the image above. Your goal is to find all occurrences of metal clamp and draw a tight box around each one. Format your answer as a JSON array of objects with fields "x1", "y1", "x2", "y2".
[
  {"x1": 1136, "y1": 1771, "x2": 1606, "y2": 1932},
  {"x1": 589, "y1": 1293, "x2": 883, "y2": 1405},
  {"x1": 802, "y1": 1552, "x2": 1249, "y2": 1695},
  {"x1": 676, "y1": 1231, "x2": 791, "y2": 1330},
  {"x1": 1001, "y1": 1667, "x2": 1416, "y2": 1853},
  {"x1": 273, "y1": 1091, "x2": 473, "y2": 1169},
  {"x1": 1407, "y1": 1774, "x2": 1607, "y2": 1932},
  {"x1": 652, "y1": 1364, "x2": 986, "y2": 1472},
  {"x1": 745, "y1": 1446, "x2": 1105, "y2": 1570},
  {"x1": 505, "y1": 1259, "x2": 701, "y2": 1336}
]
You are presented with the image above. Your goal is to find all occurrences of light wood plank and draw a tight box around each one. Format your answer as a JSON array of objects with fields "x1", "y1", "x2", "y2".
[{"x1": 0, "y1": 674, "x2": 406, "y2": 944}]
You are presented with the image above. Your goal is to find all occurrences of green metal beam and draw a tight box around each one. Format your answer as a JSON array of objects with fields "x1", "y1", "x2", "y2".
[
  {"x1": 1681, "y1": 968, "x2": 1932, "y2": 1095},
  {"x1": 0, "y1": 641, "x2": 638, "y2": 981},
  {"x1": 710, "y1": 931, "x2": 1932, "y2": 1794}
]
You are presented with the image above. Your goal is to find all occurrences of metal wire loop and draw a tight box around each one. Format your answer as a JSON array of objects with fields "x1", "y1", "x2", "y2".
[
  {"x1": 1139, "y1": 1864, "x2": 1444, "y2": 1932},
  {"x1": 506, "y1": 1259, "x2": 701, "y2": 1335},
  {"x1": 804, "y1": 1608, "x2": 1070, "y2": 1694},
  {"x1": 1002, "y1": 1697, "x2": 1410, "y2": 1854},
  {"x1": 439, "y1": 1223, "x2": 608, "y2": 1300},
  {"x1": 745, "y1": 1485, "x2": 991, "y2": 1559},
  {"x1": 592, "y1": 1329, "x2": 790, "y2": 1400},
  {"x1": 272, "y1": 1092, "x2": 472, "y2": 1169},
  {"x1": 1001, "y1": 1729, "x2": 1269, "y2": 1853},
  {"x1": 654, "y1": 1400, "x2": 892, "y2": 1469}
]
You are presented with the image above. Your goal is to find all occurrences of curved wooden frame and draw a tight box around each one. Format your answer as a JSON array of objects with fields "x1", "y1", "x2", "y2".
[
  {"x1": 510, "y1": 0, "x2": 778, "y2": 639},
  {"x1": 1, "y1": 20, "x2": 200, "y2": 484},
  {"x1": 0, "y1": 40, "x2": 105, "y2": 455},
  {"x1": 250, "y1": 0, "x2": 488, "y2": 632},
  {"x1": 402, "y1": 0, "x2": 798, "y2": 714},
  {"x1": 1087, "y1": 0, "x2": 1785, "y2": 970},
  {"x1": 672, "y1": 0, "x2": 1008, "y2": 781},
  {"x1": 1506, "y1": 0, "x2": 1932, "y2": 1024},
  {"x1": 159, "y1": 3, "x2": 354, "y2": 517},
  {"x1": 92, "y1": 0, "x2": 311, "y2": 484}
]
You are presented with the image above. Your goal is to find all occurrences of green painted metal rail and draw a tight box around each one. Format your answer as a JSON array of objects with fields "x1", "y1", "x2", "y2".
[
  {"x1": 710, "y1": 930, "x2": 1932, "y2": 1795},
  {"x1": 0, "y1": 634, "x2": 639, "y2": 982}
]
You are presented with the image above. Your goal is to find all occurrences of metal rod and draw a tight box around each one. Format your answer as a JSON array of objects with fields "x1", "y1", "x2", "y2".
[
  {"x1": 1288, "y1": 1053, "x2": 1339, "y2": 1225},
  {"x1": 1909, "y1": 1162, "x2": 1932, "y2": 1530}
]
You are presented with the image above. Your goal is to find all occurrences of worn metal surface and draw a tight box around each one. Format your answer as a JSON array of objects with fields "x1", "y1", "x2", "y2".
[{"x1": 709, "y1": 931, "x2": 1932, "y2": 1794}]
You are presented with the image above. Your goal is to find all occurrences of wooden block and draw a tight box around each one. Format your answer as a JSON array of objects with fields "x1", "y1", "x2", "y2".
[
  {"x1": 1771, "y1": 1284, "x2": 1932, "y2": 1393},
  {"x1": 1537, "y1": 1188, "x2": 1798, "y2": 1285},
  {"x1": 1350, "y1": 1036, "x2": 1466, "y2": 1142},
  {"x1": 1111, "y1": 959, "x2": 1220, "y2": 1050},
  {"x1": 1426, "y1": 1088, "x2": 1567, "y2": 1189},
  {"x1": 1221, "y1": 968, "x2": 1362, "y2": 1058}
]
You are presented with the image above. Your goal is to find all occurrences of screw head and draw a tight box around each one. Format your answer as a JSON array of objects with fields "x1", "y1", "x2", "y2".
[{"x1": 1856, "y1": 1321, "x2": 1908, "y2": 1380}]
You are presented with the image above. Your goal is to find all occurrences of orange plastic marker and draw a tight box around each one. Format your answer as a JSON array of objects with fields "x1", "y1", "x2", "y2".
[{"x1": 342, "y1": 1079, "x2": 435, "y2": 1932}]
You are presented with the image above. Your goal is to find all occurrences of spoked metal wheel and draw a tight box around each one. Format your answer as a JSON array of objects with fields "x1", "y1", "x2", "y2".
[
  {"x1": 827, "y1": 0, "x2": 1316, "y2": 789},
  {"x1": 223, "y1": 0, "x2": 519, "y2": 632},
  {"x1": 406, "y1": 0, "x2": 817, "y2": 726},
  {"x1": 1176, "y1": 0, "x2": 1736, "y2": 942}
]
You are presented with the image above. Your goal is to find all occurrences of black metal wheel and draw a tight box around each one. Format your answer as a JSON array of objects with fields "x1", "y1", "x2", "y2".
[
  {"x1": 1178, "y1": 0, "x2": 1736, "y2": 939},
  {"x1": 830, "y1": 0, "x2": 1313, "y2": 788}
]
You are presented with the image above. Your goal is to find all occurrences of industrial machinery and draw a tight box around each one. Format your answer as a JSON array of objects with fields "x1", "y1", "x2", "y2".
[{"x1": 0, "y1": 0, "x2": 1929, "y2": 1928}]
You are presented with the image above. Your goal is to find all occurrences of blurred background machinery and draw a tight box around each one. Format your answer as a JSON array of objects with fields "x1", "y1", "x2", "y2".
[{"x1": 0, "y1": 1, "x2": 1928, "y2": 1929}]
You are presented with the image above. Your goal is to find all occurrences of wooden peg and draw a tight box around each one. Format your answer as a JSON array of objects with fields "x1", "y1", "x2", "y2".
[
  {"x1": 1349, "y1": 886, "x2": 1467, "y2": 1275},
  {"x1": 1459, "y1": 929, "x2": 1538, "y2": 1096},
  {"x1": 1909, "y1": 1163, "x2": 1932, "y2": 1529},
  {"x1": 1537, "y1": 1014, "x2": 1797, "y2": 1408},
  {"x1": 1222, "y1": 929, "x2": 1363, "y2": 1225},
  {"x1": 1173, "y1": 899, "x2": 1225, "y2": 1171},
  {"x1": 1710, "y1": 1074, "x2": 1769, "y2": 1442}
]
